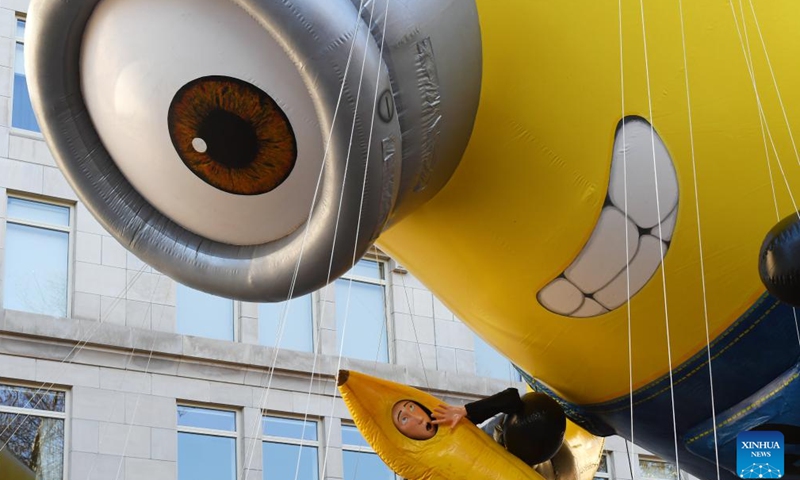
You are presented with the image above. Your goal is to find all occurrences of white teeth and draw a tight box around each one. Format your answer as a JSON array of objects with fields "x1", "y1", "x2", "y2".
[
  {"x1": 651, "y1": 206, "x2": 677, "y2": 242},
  {"x1": 592, "y1": 235, "x2": 666, "y2": 310},
  {"x1": 537, "y1": 117, "x2": 678, "y2": 318},
  {"x1": 571, "y1": 298, "x2": 608, "y2": 318},
  {"x1": 564, "y1": 207, "x2": 639, "y2": 293},
  {"x1": 608, "y1": 117, "x2": 679, "y2": 229},
  {"x1": 537, "y1": 278, "x2": 584, "y2": 316}
]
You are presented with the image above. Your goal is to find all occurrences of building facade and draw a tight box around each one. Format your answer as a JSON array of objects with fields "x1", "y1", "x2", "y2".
[{"x1": 0, "y1": 2, "x2": 696, "y2": 480}]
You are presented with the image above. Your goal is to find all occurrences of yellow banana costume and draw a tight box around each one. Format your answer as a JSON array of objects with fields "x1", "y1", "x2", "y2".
[{"x1": 338, "y1": 370, "x2": 604, "y2": 480}]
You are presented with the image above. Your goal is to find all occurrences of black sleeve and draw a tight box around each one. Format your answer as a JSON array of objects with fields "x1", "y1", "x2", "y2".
[{"x1": 464, "y1": 388, "x2": 524, "y2": 425}]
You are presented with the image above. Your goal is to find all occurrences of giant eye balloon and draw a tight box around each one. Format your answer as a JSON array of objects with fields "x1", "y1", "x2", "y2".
[
  {"x1": 26, "y1": 0, "x2": 480, "y2": 300},
  {"x1": 25, "y1": 0, "x2": 800, "y2": 479}
]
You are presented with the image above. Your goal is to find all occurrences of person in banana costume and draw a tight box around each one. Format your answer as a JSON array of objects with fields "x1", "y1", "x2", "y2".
[
  {"x1": 393, "y1": 387, "x2": 566, "y2": 467},
  {"x1": 338, "y1": 369, "x2": 604, "y2": 480}
]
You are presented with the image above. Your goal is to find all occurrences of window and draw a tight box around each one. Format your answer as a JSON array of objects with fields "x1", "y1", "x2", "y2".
[
  {"x1": 336, "y1": 259, "x2": 389, "y2": 362},
  {"x1": 0, "y1": 384, "x2": 66, "y2": 480},
  {"x1": 177, "y1": 405, "x2": 237, "y2": 480},
  {"x1": 12, "y1": 19, "x2": 40, "y2": 132},
  {"x1": 259, "y1": 294, "x2": 314, "y2": 352},
  {"x1": 473, "y1": 334, "x2": 521, "y2": 382},
  {"x1": 594, "y1": 452, "x2": 612, "y2": 480},
  {"x1": 262, "y1": 416, "x2": 319, "y2": 480},
  {"x1": 638, "y1": 457, "x2": 677, "y2": 480},
  {"x1": 341, "y1": 424, "x2": 395, "y2": 480},
  {"x1": 177, "y1": 284, "x2": 235, "y2": 341},
  {"x1": 3, "y1": 196, "x2": 72, "y2": 317}
]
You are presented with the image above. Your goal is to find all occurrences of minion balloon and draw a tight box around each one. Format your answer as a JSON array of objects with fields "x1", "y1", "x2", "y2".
[{"x1": 25, "y1": 0, "x2": 800, "y2": 479}]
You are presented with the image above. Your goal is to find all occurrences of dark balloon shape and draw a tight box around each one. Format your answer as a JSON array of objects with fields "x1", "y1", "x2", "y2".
[{"x1": 759, "y1": 212, "x2": 800, "y2": 306}]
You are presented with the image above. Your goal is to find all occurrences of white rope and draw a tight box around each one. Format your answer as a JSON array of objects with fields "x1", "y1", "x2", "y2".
[
  {"x1": 730, "y1": 1, "x2": 779, "y2": 220},
  {"x1": 617, "y1": 1, "x2": 637, "y2": 476},
  {"x1": 0, "y1": 263, "x2": 150, "y2": 452},
  {"x1": 62, "y1": 268, "x2": 169, "y2": 480},
  {"x1": 676, "y1": 1, "x2": 720, "y2": 478},
  {"x1": 403, "y1": 276, "x2": 433, "y2": 385},
  {"x1": 794, "y1": 308, "x2": 800, "y2": 347},
  {"x1": 730, "y1": 0, "x2": 799, "y2": 216},
  {"x1": 112, "y1": 279, "x2": 170, "y2": 480},
  {"x1": 747, "y1": 1, "x2": 800, "y2": 170},
  {"x1": 242, "y1": 1, "x2": 369, "y2": 478},
  {"x1": 318, "y1": 2, "x2": 394, "y2": 479},
  {"x1": 637, "y1": 0, "x2": 682, "y2": 473},
  {"x1": 746, "y1": 0, "x2": 800, "y2": 348}
]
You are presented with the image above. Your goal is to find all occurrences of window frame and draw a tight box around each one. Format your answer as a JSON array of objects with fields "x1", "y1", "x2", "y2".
[
  {"x1": 594, "y1": 451, "x2": 612, "y2": 480},
  {"x1": 0, "y1": 381, "x2": 70, "y2": 480},
  {"x1": 4, "y1": 192, "x2": 76, "y2": 318},
  {"x1": 637, "y1": 455, "x2": 678, "y2": 480},
  {"x1": 11, "y1": 15, "x2": 43, "y2": 137},
  {"x1": 261, "y1": 414, "x2": 322, "y2": 480},
  {"x1": 336, "y1": 253, "x2": 393, "y2": 363},
  {"x1": 176, "y1": 403, "x2": 240, "y2": 480}
]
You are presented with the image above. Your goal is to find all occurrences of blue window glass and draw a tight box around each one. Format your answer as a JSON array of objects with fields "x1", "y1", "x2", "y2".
[
  {"x1": 177, "y1": 406, "x2": 237, "y2": 480},
  {"x1": 474, "y1": 334, "x2": 521, "y2": 381},
  {"x1": 347, "y1": 259, "x2": 382, "y2": 280},
  {"x1": 342, "y1": 425, "x2": 394, "y2": 480},
  {"x1": 8, "y1": 198, "x2": 70, "y2": 226},
  {"x1": 4, "y1": 198, "x2": 70, "y2": 317},
  {"x1": 262, "y1": 417, "x2": 316, "y2": 441},
  {"x1": 262, "y1": 417, "x2": 318, "y2": 480},
  {"x1": 178, "y1": 432, "x2": 236, "y2": 480},
  {"x1": 177, "y1": 284, "x2": 234, "y2": 341},
  {"x1": 263, "y1": 442, "x2": 318, "y2": 480},
  {"x1": 335, "y1": 260, "x2": 388, "y2": 362},
  {"x1": 12, "y1": 20, "x2": 40, "y2": 132},
  {"x1": 259, "y1": 294, "x2": 313, "y2": 352},
  {"x1": 341, "y1": 425, "x2": 370, "y2": 448},
  {"x1": 178, "y1": 406, "x2": 236, "y2": 431}
]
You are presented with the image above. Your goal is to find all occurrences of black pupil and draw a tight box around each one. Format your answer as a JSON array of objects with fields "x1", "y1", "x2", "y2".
[{"x1": 197, "y1": 109, "x2": 258, "y2": 169}]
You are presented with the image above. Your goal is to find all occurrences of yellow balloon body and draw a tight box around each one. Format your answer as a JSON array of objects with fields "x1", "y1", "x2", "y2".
[{"x1": 377, "y1": 0, "x2": 800, "y2": 404}]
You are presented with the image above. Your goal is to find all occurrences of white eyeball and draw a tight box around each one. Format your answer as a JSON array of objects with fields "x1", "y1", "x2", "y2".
[{"x1": 81, "y1": 0, "x2": 323, "y2": 246}]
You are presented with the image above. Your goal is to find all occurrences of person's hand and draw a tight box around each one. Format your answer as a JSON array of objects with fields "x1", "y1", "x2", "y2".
[{"x1": 432, "y1": 404, "x2": 468, "y2": 428}]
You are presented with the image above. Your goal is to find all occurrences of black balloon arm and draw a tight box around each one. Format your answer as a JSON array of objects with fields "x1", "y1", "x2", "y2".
[{"x1": 464, "y1": 388, "x2": 524, "y2": 425}]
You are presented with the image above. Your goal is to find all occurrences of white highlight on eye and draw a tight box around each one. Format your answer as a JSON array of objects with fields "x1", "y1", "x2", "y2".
[
  {"x1": 537, "y1": 117, "x2": 678, "y2": 318},
  {"x1": 192, "y1": 138, "x2": 208, "y2": 153}
]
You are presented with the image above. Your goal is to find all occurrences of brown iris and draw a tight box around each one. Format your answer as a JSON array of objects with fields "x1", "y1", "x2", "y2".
[{"x1": 168, "y1": 76, "x2": 297, "y2": 195}]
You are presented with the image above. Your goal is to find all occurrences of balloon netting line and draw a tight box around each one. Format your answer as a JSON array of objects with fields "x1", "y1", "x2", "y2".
[
  {"x1": 616, "y1": 0, "x2": 637, "y2": 477},
  {"x1": 743, "y1": 0, "x2": 800, "y2": 350},
  {"x1": 0, "y1": 263, "x2": 150, "y2": 453},
  {"x1": 676, "y1": 0, "x2": 721, "y2": 478},
  {"x1": 318, "y1": 2, "x2": 394, "y2": 480},
  {"x1": 637, "y1": 0, "x2": 682, "y2": 474},
  {"x1": 242, "y1": 1, "x2": 372, "y2": 479},
  {"x1": 731, "y1": 0, "x2": 800, "y2": 217}
]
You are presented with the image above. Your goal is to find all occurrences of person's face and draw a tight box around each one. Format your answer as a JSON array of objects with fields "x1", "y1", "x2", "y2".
[{"x1": 392, "y1": 400, "x2": 436, "y2": 440}]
